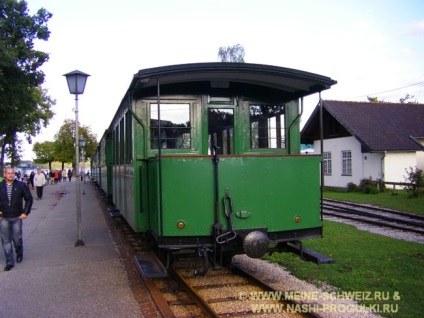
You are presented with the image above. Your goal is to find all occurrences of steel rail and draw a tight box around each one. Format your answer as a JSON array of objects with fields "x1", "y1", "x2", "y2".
[
  {"x1": 169, "y1": 259, "x2": 320, "y2": 318},
  {"x1": 323, "y1": 203, "x2": 424, "y2": 227},
  {"x1": 324, "y1": 199, "x2": 424, "y2": 222},
  {"x1": 168, "y1": 267, "x2": 220, "y2": 318},
  {"x1": 142, "y1": 277, "x2": 176, "y2": 318},
  {"x1": 322, "y1": 201, "x2": 424, "y2": 235}
]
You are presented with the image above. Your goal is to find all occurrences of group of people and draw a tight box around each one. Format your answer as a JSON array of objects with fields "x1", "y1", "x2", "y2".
[
  {"x1": 22, "y1": 169, "x2": 74, "y2": 190},
  {"x1": 47, "y1": 169, "x2": 74, "y2": 185},
  {"x1": 0, "y1": 166, "x2": 75, "y2": 271},
  {"x1": 31, "y1": 169, "x2": 73, "y2": 200}
]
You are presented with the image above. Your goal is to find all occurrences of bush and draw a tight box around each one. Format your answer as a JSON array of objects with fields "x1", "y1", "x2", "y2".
[
  {"x1": 369, "y1": 188, "x2": 379, "y2": 194},
  {"x1": 358, "y1": 177, "x2": 378, "y2": 194},
  {"x1": 404, "y1": 166, "x2": 424, "y2": 198},
  {"x1": 346, "y1": 182, "x2": 358, "y2": 192}
]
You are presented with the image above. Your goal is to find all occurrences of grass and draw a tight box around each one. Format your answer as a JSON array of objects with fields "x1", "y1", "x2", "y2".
[
  {"x1": 324, "y1": 189, "x2": 424, "y2": 215},
  {"x1": 264, "y1": 221, "x2": 424, "y2": 317}
]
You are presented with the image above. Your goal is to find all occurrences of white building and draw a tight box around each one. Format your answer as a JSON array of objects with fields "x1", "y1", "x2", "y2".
[{"x1": 301, "y1": 100, "x2": 424, "y2": 188}]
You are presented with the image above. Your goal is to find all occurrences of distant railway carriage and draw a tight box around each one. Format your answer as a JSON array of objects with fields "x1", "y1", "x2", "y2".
[
  {"x1": 91, "y1": 132, "x2": 112, "y2": 197},
  {"x1": 92, "y1": 62, "x2": 336, "y2": 271}
]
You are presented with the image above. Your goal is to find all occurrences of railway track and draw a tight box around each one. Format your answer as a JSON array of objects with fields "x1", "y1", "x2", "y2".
[
  {"x1": 322, "y1": 199, "x2": 424, "y2": 235},
  {"x1": 103, "y1": 193, "x2": 382, "y2": 317},
  {"x1": 141, "y1": 255, "x2": 323, "y2": 317},
  {"x1": 165, "y1": 257, "x2": 319, "y2": 317},
  {"x1": 110, "y1": 214, "x2": 322, "y2": 317}
]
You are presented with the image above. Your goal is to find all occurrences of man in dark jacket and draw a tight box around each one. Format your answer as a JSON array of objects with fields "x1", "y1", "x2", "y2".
[{"x1": 0, "y1": 167, "x2": 33, "y2": 271}]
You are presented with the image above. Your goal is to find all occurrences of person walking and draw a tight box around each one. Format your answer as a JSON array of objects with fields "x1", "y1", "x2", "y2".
[
  {"x1": 34, "y1": 169, "x2": 46, "y2": 200},
  {"x1": 49, "y1": 170, "x2": 54, "y2": 185},
  {"x1": 0, "y1": 167, "x2": 33, "y2": 271},
  {"x1": 68, "y1": 169, "x2": 73, "y2": 182},
  {"x1": 29, "y1": 171, "x2": 35, "y2": 189},
  {"x1": 62, "y1": 169, "x2": 67, "y2": 182},
  {"x1": 54, "y1": 169, "x2": 59, "y2": 184},
  {"x1": 44, "y1": 170, "x2": 49, "y2": 185}
]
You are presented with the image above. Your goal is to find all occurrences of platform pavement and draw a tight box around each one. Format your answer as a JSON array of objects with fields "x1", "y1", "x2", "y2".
[{"x1": 0, "y1": 177, "x2": 144, "y2": 318}]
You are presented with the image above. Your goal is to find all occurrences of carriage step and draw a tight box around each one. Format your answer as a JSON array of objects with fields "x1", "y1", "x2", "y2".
[
  {"x1": 107, "y1": 207, "x2": 121, "y2": 217},
  {"x1": 287, "y1": 243, "x2": 335, "y2": 264},
  {"x1": 134, "y1": 252, "x2": 168, "y2": 278}
]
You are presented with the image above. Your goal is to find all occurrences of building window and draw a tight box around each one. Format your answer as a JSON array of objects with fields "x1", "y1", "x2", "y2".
[
  {"x1": 323, "y1": 152, "x2": 332, "y2": 175},
  {"x1": 342, "y1": 150, "x2": 352, "y2": 176}
]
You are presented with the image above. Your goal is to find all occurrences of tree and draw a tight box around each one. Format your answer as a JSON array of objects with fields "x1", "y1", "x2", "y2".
[
  {"x1": 0, "y1": 0, "x2": 55, "y2": 169},
  {"x1": 33, "y1": 140, "x2": 55, "y2": 170},
  {"x1": 53, "y1": 119, "x2": 98, "y2": 170},
  {"x1": 367, "y1": 96, "x2": 384, "y2": 103},
  {"x1": 367, "y1": 94, "x2": 420, "y2": 104},
  {"x1": 1, "y1": 132, "x2": 22, "y2": 167},
  {"x1": 399, "y1": 93, "x2": 418, "y2": 104},
  {"x1": 218, "y1": 44, "x2": 245, "y2": 62}
]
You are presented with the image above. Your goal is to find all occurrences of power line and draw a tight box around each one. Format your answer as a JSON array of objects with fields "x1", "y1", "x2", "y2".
[{"x1": 351, "y1": 80, "x2": 424, "y2": 99}]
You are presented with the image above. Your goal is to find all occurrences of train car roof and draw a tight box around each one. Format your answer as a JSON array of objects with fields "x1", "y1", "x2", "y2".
[{"x1": 131, "y1": 62, "x2": 337, "y2": 100}]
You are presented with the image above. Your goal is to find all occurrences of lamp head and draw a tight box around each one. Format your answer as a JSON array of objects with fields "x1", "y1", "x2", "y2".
[{"x1": 64, "y1": 70, "x2": 90, "y2": 95}]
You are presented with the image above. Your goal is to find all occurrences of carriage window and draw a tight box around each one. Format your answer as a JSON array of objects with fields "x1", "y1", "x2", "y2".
[
  {"x1": 250, "y1": 105, "x2": 285, "y2": 149},
  {"x1": 150, "y1": 104, "x2": 191, "y2": 149},
  {"x1": 208, "y1": 108, "x2": 234, "y2": 155}
]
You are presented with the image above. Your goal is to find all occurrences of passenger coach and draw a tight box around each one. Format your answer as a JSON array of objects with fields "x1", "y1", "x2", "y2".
[{"x1": 92, "y1": 62, "x2": 336, "y2": 271}]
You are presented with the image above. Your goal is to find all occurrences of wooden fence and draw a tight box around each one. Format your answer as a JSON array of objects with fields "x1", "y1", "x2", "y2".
[{"x1": 376, "y1": 181, "x2": 416, "y2": 195}]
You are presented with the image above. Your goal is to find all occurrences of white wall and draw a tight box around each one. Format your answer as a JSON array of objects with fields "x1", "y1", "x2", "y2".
[
  {"x1": 314, "y1": 136, "x2": 385, "y2": 188},
  {"x1": 315, "y1": 136, "x2": 364, "y2": 187},
  {"x1": 417, "y1": 151, "x2": 424, "y2": 170},
  {"x1": 416, "y1": 138, "x2": 424, "y2": 170},
  {"x1": 384, "y1": 152, "x2": 418, "y2": 183},
  {"x1": 363, "y1": 152, "x2": 384, "y2": 180},
  {"x1": 313, "y1": 137, "x2": 423, "y2": 189}
]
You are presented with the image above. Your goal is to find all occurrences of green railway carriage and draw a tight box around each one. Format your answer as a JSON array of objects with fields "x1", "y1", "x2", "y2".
[
  {"x1": 91, "y1": 132, "x2": 113, "y2": 197},
  {"x1": 92, "y1": 62, "x2": 336, "y2": 269}
]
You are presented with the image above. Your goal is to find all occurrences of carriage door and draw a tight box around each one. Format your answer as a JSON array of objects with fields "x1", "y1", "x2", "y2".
[{"x1": 208, "y1": 108, "x2": 234, "y2": 155}]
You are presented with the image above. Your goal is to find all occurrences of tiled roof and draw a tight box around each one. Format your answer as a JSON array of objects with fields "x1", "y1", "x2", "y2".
[{"x1": 301, "y1": 100, "x2": 424, "y2": 152}]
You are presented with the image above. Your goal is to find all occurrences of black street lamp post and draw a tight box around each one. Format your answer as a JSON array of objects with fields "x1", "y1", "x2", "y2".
[
  {"x1": 63, "y1": 70, "x2": 90, "y2": 247},
  {"x1": 79, "y1": 138, "x2": 86, "y2": 194}
]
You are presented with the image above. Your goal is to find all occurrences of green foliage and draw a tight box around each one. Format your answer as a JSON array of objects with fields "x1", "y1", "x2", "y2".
[
  {"x1": 367, "y1": 96, "x2": 384, "y2": 103},
  {"x1": 367, "y1": 94, "x2": 420, "y2": 104},
  {"x1": 264, "y1": 221, "x2": 424, "y2": 317},
  {"x1": 0, "y1": 0, "x2": 55, "y2": 165},
  {"x1": 53, "y1": 119, "x2": 98, "y2": 165},
  {"x1": 403, "y1": 166, "x2": 424, "y2": 198},
  {"x1": 346, "y1": 182, "x2": 358, "y2": 192},
  {"x1": 358, "y1": 177, "x2": 379, "y2": 194},
  {"x1": 33, "y1": 140, "x2": 55, "y2": 170},
  {"x1": 32, "y1": 119, "x2": 97, "y2": 166},
  {"x1": 399, "y1": 93, "x2": 418, "y2": 104},
  {"x1": 217, "y1": 44, "x2": 245, "y2": 62}
]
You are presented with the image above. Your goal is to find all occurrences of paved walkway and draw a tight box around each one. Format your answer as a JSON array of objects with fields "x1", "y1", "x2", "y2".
[{"x1": 0, "y1": 178, "x2": 144, "y2": 318}]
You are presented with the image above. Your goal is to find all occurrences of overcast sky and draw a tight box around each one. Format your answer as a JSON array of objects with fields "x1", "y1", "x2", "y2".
[{"x1": 21, "y1": 0, "x2": 424, "y2": 160}]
